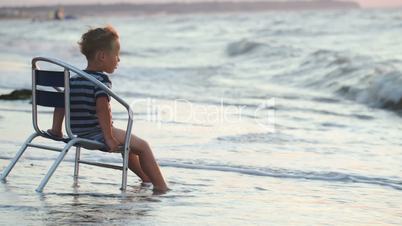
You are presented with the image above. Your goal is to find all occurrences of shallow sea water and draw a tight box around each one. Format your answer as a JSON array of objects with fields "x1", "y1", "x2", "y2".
[{"x1": 1, "y1": 8, "x2": 402, "y2": 225}]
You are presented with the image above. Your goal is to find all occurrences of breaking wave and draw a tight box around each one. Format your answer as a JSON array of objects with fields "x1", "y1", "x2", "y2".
[
  {"x1": 293, "y1": 49, "x2": 402, "y2": 111},
  {"x1": 225, "y1": 39, "x2": 265, "y2": 57}
]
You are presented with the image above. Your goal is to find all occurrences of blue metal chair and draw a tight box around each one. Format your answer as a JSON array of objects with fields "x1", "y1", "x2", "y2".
[{"x1": 0, "y1": 57, "x2": 134, "y2": 192}]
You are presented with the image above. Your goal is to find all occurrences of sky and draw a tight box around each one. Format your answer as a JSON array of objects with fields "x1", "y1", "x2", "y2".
[{"x1": 0, "y1": 0, "x2": 402, "y2": 8}]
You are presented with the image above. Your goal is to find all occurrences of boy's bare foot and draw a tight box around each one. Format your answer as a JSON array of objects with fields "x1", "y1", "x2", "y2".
[
  {"x1": 152, "y1": 186, "x2": 170, "y2": 195},
  {"x1": 46, "y1": 129, "x2": 63, "y2": 138}
]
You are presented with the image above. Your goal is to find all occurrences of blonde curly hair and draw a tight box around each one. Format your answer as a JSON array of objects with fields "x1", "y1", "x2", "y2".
[{"x1": 78, "y1": 25, "x2": 119, "y2": 60}]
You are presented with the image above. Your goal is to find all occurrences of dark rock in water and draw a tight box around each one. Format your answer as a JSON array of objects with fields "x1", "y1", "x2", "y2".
[
  {"x1": 382, "y1": 100, "x2": 402, "y2": 111},
  {"x1": 0, "y1": 89, "x2": 31, "y2": 100}
]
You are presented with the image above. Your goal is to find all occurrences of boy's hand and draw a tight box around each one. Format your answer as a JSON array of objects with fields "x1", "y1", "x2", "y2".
[{"x1": 105, "y1": 137, "x2": 120, "y2": 152}]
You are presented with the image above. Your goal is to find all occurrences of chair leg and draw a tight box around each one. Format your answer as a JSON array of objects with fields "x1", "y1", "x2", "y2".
[
  {"x1": 1, "y1": 132, "x2": 39, "y2": 181},
  {"x1": 36, "y1": 141, "x2": 76, "y2": 193},
  {"x1": 73, "y1": 146, "x2": 81, "y2": 184},
  {"x1": 120, "y1": 145, "x2": 129, "y2": 191}
]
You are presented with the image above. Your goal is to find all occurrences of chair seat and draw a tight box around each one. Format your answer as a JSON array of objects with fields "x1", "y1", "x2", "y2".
[
  {"x1": 77, "y1": 139, "x2": 109, "y2": 151},
  {"x1": 43, "y1": 131, "x2": 109, "y2": 151}
]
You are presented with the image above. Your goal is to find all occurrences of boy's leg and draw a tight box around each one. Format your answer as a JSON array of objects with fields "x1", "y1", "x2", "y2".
[
  {"x1": 49, "y1": 107, "x2": 64, "y2": 137},
  {"x1": 127, "y1": 152, "x2": 151, "y2": 183},
  {"x1": 112, "y1": 127, "x2": 168, "y2": 191}
]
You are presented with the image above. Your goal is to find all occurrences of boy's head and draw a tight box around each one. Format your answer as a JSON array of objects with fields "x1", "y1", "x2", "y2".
[{"x1": 79, "y1": 25, "x2": 120, "y2": 73}]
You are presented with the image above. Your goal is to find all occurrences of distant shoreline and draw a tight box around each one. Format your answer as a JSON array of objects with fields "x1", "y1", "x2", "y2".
[{"x1": 0, "y1": 1, "x2": 360, "y2": 19}]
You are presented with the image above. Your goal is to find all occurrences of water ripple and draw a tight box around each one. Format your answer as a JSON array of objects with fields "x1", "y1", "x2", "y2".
[{"x1": 161, "y1": 160, "x2": 402, "y2": 191}]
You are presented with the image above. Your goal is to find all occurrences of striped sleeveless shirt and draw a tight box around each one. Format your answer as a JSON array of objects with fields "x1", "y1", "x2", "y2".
[{"x1": 70, "y1": 70, "x2": 111, "y2": 138}]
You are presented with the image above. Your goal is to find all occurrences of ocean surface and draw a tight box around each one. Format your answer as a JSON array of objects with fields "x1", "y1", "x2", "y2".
[{"x1": 1, "y1": 8, "x2": 402, "y2": 225}]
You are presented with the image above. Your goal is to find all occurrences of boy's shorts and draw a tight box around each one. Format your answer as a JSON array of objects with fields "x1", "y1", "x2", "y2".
[
  {"x1": 84, "y1": 133, "x2": 108, "y2": 152},
  {"x1": 82, "y1": 133, "x2": 123, "y2": 153}
]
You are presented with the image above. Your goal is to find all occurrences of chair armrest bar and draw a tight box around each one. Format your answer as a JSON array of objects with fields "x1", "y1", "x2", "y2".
[{"x1": 32, "y1": 57, "x2": 135, "y2": 143}]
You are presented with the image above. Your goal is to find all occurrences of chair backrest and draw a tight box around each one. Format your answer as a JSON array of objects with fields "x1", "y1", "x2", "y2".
[
  {"x1": 31, "y1": 63, "x2": 72, "y2": 138},
  {"x1": 34, "y1": 70, "x2": 65, "y2": 108}
]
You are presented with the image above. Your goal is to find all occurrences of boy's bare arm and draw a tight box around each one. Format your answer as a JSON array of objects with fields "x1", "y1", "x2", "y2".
[{"x1": 96, "y1": 97, "x2": 119, "y2": 151}]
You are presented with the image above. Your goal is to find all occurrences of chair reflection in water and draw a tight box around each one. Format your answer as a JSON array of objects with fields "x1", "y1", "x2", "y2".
[{"x1": 0, "y1": 57, "x2": 133, "y2": 192}]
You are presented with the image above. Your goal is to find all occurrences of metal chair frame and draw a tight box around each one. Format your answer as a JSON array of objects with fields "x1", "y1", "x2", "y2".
[{"x1": 0, "y1": 56, "x2": 134, "y2": 192}]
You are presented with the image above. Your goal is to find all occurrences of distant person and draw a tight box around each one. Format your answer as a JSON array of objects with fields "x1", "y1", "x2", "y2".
[
  {"x1": 47, "y1": 26, "x2": 168, "y2": 193},
  {"x1": 54, "y1": 6, "x2": 65, "y2": 20}
]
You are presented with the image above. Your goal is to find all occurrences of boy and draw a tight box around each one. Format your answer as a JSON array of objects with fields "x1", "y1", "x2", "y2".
[{"x1": 48, "y1": 26, "x2": 168, "y2": 192}]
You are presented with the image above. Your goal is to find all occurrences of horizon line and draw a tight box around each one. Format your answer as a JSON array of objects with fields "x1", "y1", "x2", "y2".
[{"x1": 0, "y1": 0, "x2": 401, "y2": 9}]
